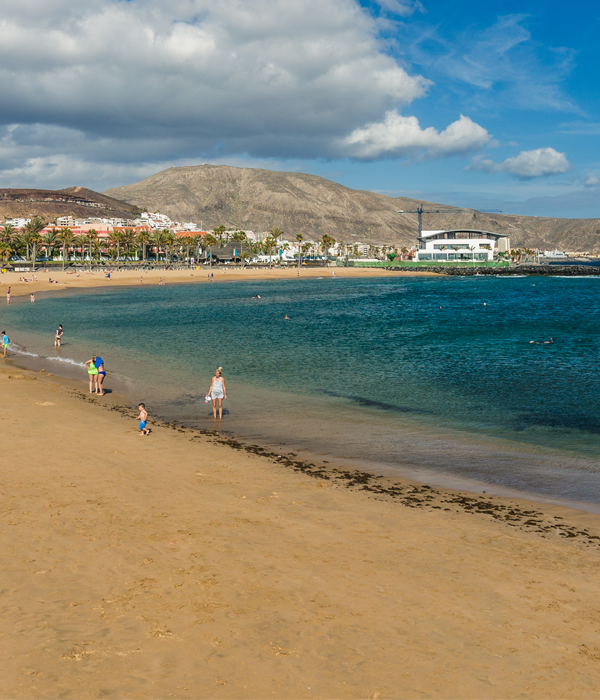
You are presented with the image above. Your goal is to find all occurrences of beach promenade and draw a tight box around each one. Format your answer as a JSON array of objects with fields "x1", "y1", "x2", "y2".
[{"x1": 1, "y1": 361, "x2": 599, "y2": 698}]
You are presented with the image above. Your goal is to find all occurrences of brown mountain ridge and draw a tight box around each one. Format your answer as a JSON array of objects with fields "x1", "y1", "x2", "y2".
[{"x1": 104, "y1": 164, "x2": 600, "y2": 252}]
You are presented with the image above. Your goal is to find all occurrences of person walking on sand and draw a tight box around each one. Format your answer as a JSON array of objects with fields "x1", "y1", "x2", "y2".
[
  {"x1": 95, "y1": 354, "x2": 107, "y2": 396},
  {"x1": 54, "y1": 324, "x2": 64, "y2": 348},
  {"x1": 85, "y1": 356, "x2": 99, "y2": 394},
  {"x1": 208, "y1": 367, "x2": 227, "y2": 420},
  {"x1": 2, "y1": 331, "x2": 9, "y2": 358},
  {"x1": 6, "y1": 286, "x2": 10, "y2": 304},
  {"x1": 137, "y1": 403, "x2": 150, "y2": 435}
]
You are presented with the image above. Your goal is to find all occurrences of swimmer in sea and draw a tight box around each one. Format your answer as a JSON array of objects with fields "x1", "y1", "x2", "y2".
[{"x1": 284, "y1": 314, "x2": 289, "y2": 320}]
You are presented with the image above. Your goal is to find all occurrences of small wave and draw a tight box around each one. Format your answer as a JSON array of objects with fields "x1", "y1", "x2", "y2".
[
  {"x1": 9, "y1": 344, "x2": 86, "y2": 368},
  {"x1": 44, "y1": 356, "x2": 87, "y2": 368}
]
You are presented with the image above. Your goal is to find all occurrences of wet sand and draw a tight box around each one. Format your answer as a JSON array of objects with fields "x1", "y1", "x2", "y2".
[
  {"x1": 0, "y1": 265, "x2": 436, "y2": 298},
  {"x1": 1, "y1": 362, "x2": 600, "y2": 699}
]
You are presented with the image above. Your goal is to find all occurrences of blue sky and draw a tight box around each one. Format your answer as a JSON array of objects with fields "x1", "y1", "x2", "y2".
[{"x1": 0, "y1": 0, "x2": 598, "y2": 217}]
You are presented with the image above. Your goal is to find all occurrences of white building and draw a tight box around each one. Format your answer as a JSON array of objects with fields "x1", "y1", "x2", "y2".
[
  {"x1": 414, "y1": 229, "x2": 510, "y2": 262},
  {"x1": 4, "y1": 217, "x2": 31, "y2": 229}
]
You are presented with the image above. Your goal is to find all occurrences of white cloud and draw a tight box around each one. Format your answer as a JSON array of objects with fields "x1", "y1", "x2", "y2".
[
  {"x1": 468, "y1": 148, "x2": 571, "y2": 180},
  {"x1": 342, "y1": 112, "x2": 490, "y2": 159},
  {"x1": 583, "y1": 172, "x2": 600, "y2": 188},
  {"x1": 0, "y1": 0, "x2": 446, "y2": 186},
  {"x1": 374, "y1": 0, "x2": 425, "y2": 16}
]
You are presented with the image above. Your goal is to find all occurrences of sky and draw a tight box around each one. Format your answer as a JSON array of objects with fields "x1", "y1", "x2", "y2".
[{"x1": 0, "y1": 0, "x2": 598, "y2": 217}]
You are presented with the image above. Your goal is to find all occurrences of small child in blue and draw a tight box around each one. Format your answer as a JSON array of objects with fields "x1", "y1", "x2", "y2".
[{"x1": 137, "y1": 403, "x2": 150, "y2": 436}]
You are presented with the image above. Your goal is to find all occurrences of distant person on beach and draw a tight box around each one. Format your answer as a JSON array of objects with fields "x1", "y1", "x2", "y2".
[
  {"x1": 95, "y1": 355, "x2": 106, "y2": 396},
  {"x1": 6, "y1": 287, "x2": 10, "y2": 304},
  {"x1": 54, "y1": 324, "x2": 64, "y2": 347},
  {"x1": 30, "y1": 294, "x2": 35, "y2": 303},
  {"x1": 85, "y1": 356, "x2": 99, "y2": 393},
  {"x1": 138, "y1": 403, "x2": 149, "y2": 436},
  {"x1": 2, "y1": 331, "x2": 9, "y2": 357},
  {"x1": 208, "y1": 367, "x2": 227, "y2": 420}
]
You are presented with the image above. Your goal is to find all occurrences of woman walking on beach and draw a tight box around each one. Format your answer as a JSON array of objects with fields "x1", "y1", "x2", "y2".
[
  {"x1": 85, "y1": 356, "x2": 99, "y2": 394},
  {"x1": 207, "y1": 367, "x2": 227, "y2": 420}
]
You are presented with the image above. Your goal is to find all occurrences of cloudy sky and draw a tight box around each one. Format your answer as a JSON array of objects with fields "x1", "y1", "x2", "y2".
[{"x1": 1, "y1": 0, "x2": 598, "y2": 216}]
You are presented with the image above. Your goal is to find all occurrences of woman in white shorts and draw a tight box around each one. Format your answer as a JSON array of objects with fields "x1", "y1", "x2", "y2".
[{"x1": 207, "y1": 367, "x2": 227, "y2": 420}]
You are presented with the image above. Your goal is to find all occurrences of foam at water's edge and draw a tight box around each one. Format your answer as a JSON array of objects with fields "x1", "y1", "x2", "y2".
[{"x1": 9, "y1": 343, "x2": 86, "y2": 368}]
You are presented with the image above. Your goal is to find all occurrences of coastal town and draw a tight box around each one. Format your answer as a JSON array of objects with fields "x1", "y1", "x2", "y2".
[{"x1": 0, "y1": 211, "x2": 589, "y2": 268}]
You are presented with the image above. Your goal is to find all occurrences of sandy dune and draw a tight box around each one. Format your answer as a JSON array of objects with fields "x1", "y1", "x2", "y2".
[{"x1": 0, "y1": 363, "x2": 599, "y2": 699}]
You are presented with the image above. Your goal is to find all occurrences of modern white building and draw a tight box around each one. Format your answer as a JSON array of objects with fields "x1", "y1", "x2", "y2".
[{"x1": 414, "y1": 229, "x2": 510, "y2": 262}]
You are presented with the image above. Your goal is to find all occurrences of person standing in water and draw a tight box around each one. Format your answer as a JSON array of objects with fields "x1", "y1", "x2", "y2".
[
  {"x1": 207, "y1": 367, "x2": 227, "y2": 420},
  {"x1": 95, "y1": 355, "x2": 106, "y2": 396},
  {"x1": 6, "y1": 286, "x2": 10, "y2": 304},
  {"x1": 2, "y1": 331, "x2": 9, "y2": 358},
  {"x1": 54, "y1": 324, "x2": 64, "y2": 348}
]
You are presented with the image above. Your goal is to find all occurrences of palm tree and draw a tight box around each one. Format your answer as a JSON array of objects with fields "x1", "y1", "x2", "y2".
[
  {"x1": 270, "y1": 227, "x2": 284, "y2": 241},
  {"x1": 73, "y1": 234, "x2": 87, "y2": 262},
  {"x1": 262, "y1": 236, "x2": 277, "y2": 268},
  {"x1": 58, "y1": 227, "x2": 74, "y2": 271},
  {"x1": 137, "y1": 229, "x2": 151, "y2": 265},
  {"x1": 0, "y1": 225, "x2": 17, "y2": 264},
  {"x1": 42, "y1": 229, "x2": 59, "y2": 262},
  {"x1": 161, "y1": 229, "x2": 175, "y2": 265},
  {"x1": 0, "y1": 241, "x2": 13, "y2": 264},
  {"x1": 121, "y1": 228, "x2": 136, "y2": 262},
  {"x1": 0, "y1": 224, "x2": 16, "y2": 246},
  {"x1": 213, "y1": 225, "x2": 226, "y2": 247},
  {"x1": 321, "y1": 235, "x2": 336, "y2": 260},
  {"x1": 150, "y1": 230, "x2": 165, "y2": 262},
  {"x1": 295, "y1": 232, "x2": 303, "y2": 269},
  {"x1": 21, "y1": 217, "x2": 45, "y2": 270},
  {"x1": 108, "y1": 229, "x2": 124, "y2": 264},
  {"x1": 85, "y1": 230, "x2": 98, "y2": 271}
]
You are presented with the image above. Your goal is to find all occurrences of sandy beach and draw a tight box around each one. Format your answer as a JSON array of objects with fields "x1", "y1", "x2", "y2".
[
  {"x1": 1, "y1": 360, "x2": 600, "y2": 699},
  {"x1": 0, "y1": 265, "x2": 436, "y2": 299}
]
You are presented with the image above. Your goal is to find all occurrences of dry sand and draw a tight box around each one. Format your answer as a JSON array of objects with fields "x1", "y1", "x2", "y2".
[
  {"x1": 1, "y1": 362, "x2": 600, "y2": 699},
  {"x1": 0, "y1": 265, "x2": 435, "y2": 298}
]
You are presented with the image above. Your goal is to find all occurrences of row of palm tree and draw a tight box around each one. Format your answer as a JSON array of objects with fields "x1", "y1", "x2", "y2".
[
  {"x1": 0, "y1": 218, "x2": 348, "y2": 269},
  {"x1": 0, "y1": 223, "x2": 189, "y2": 268}
]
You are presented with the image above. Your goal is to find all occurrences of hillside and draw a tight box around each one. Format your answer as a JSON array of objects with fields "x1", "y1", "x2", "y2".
[
  {"x1": 111, "y1": 165, "x2": 593, "y2": 252},
  {"x1": 0, "y1": 187, "x2": 142, "y2": 222}
]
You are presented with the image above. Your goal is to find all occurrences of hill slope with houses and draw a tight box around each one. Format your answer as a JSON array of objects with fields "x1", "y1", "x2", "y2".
[
  {"x1": 0, "y1": 187, "x2": 142, "y2": 222},
  {"x1": 104, "y1": 164, "x2": 600, "y2": 253}
]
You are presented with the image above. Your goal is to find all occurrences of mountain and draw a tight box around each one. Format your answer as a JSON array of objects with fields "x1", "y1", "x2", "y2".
[
  {"x1": 99, "y1": 163, "x2": 597, "y2": 252},
  {"x1": 0, "y1": 187, "x2": 142, "y2": 222}
]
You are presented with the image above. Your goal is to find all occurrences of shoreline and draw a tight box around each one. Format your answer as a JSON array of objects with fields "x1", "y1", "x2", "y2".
[
  {"x1": 7, "y1": 352, "x2": 600, "y2": 542},
  {"x1": 0, "y1": 265, "x2": 438, "y2": 299},
  {"x1": 1, "y1": 360, "x2": 600, "y2": 698},
  {"x1": 9, "y1": 346, "x2": 600, "y2": 518}
]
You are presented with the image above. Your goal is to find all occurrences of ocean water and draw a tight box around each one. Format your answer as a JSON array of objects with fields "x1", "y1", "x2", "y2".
[{"x1": 3, "y1": 275, "x2": 600, "y2": 505}]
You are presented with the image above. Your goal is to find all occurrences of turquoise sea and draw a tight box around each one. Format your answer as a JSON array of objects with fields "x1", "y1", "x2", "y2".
[{"x1": 3, "y1": 275, "x2": 600, "y2": 506}]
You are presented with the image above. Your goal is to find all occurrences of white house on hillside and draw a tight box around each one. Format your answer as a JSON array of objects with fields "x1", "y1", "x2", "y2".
[{"x1": 414, "y1": 229, "x2": 510, "y2": 262}]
